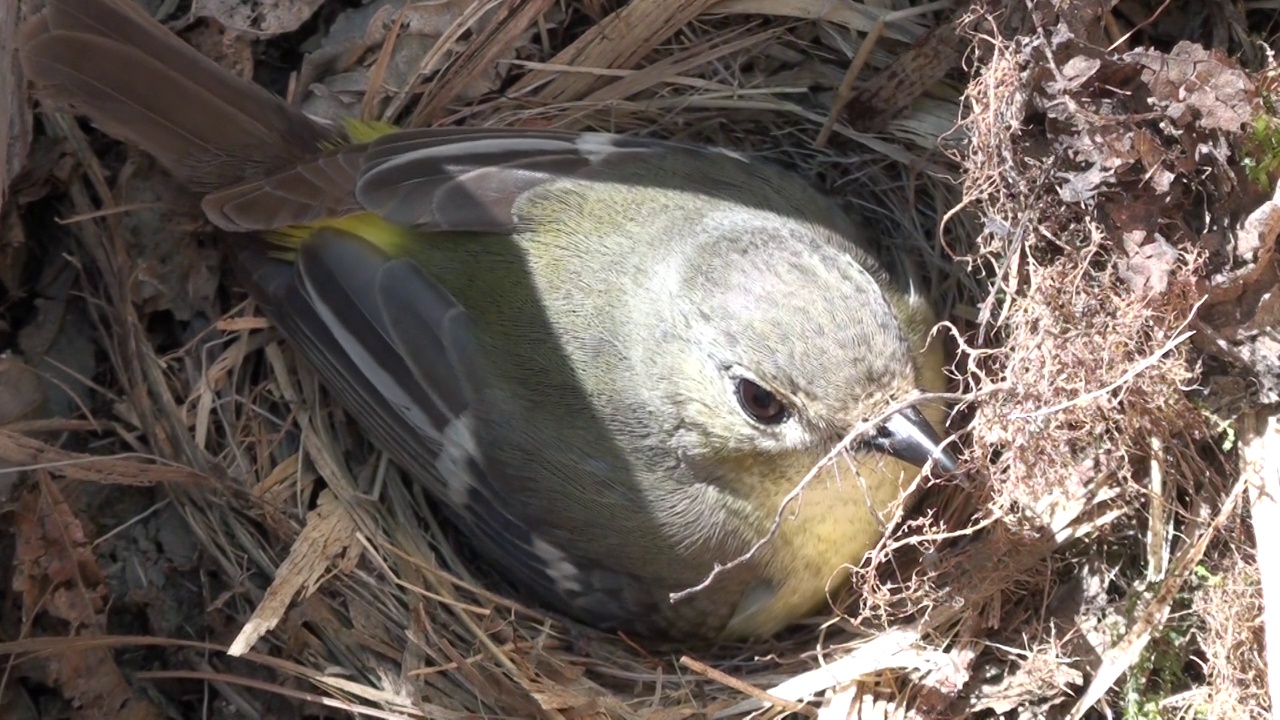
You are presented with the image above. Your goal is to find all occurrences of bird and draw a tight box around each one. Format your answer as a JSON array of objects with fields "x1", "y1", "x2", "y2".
[{"x1": 19, "y1": 0, "x2": 959, "y2": 641}]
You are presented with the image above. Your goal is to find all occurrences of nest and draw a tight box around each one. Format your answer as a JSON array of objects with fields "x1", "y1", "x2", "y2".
[{"x1": 2, "y1": 0, "x2": 1278, "y2": 718}]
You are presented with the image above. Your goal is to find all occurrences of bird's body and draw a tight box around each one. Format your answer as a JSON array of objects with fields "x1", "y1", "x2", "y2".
[
  {"x1": 20, "y1": 0, "x2": 956, "y2": 640},
  {"x1": 425, "y1": 175, "x2": 938, "y2": 637}
]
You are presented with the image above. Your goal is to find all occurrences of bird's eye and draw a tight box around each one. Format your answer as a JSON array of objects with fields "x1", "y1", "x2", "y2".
[{"x1": 735, "y1": 379, "x2": 788, "y2": 424}]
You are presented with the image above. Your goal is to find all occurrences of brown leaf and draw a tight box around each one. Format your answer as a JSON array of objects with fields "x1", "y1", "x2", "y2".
[
  {"x1": 0, "y1": 203, "x2": 28, "y2": 299},
  {"x1": 13, "y1": 479, "x2": 166, "y2": 720},
  {"x1": 0, "y1": 357, "x2": 43, "y2": 426},
  {"x1": 1047, "y1": 55, "x2": 1101, "y2": 94},
  {"x1": 116, "y1": 164, "x2": 221, "y2": 321},
  {"x1": 1128, "y1": 41, "x2": 1260, "y2": 132},
  {"x1": 183, "y1": 18, "x2": 257, "y2": 81},
  {"x1": 193, "y1": 0, "x2": 325, "y2": 37},
  {"x1": 1057, "y1": 162, "x2": 1111, "y2": 203},
  {"x1": 1118, "y1": 230, "x2": 1179, "y2": 295},
  {"x1": 967, "y1": 648, "x2": 1083, "y2": 714},
  {"x1": 14, "y1": 481, "x2": 106, "y2": 629}
]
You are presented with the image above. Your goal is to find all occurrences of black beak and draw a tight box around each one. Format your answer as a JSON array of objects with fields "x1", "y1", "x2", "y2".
[{"x1": 867, "y1": 406, "x2": 959, "y2": 474}]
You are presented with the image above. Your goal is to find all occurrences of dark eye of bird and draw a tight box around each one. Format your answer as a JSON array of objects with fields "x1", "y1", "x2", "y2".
[{"x1": 736, "y1": 379, "x2": 788, "y2": 424}]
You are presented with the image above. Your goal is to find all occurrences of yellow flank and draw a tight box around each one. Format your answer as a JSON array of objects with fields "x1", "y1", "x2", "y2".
[
  {"x1": 269, "y1": 117, "x2": 408, "y2": 258},
  {"x1": 313, "y1": 117, "x2": 401, "y2": 152},
  {"x1": 267, "y1": 212, "x2": 419, "y2": 260},
  {"x1": 341, "y1": 118, "x2": 400, "y2": 144}
]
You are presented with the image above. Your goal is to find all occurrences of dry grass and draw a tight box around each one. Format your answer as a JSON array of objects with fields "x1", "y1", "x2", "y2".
[{"x1": 3, "y1": 0, "x2": 1278, "y2": 718}]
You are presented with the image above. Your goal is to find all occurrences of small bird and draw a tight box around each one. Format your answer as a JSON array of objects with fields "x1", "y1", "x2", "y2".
[{"x1": 20, "y1": 0, "x2": 958, "y2": 641}]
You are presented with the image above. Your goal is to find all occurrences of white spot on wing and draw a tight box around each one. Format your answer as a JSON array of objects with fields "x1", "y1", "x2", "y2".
[
  {"x1": 531, "y1": 536, "x2": 583, "y2": 593},
  {"x1": 574, "y1": 132, "x2": 629, "y2": 163},
  {"x1": 436, "y1": 411, "x2": 481, "y2": 507},
  {"x1": 573, "y1": 132, "x2": 751, "y2": 164}
]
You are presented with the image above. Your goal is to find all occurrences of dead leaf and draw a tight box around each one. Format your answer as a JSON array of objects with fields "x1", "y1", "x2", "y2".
[
  {"x1": 966, "y1": 648, "x2": 1082, "y2": 715},
  {"x1": 16, "y1": 252, "x2": 95, "y2": 421},
  {"x1": 0, "y1": 356, "x2": 43, "y2": 427},
  {"x1": 1048, "y1": 55, "x2": 1101, "y2": 94},
  {"x1": 0, "y1": 203, "x2": 28, "y2": 298},
  {"x1": 297, "y1": 0, "x2": 505, "y2": 124},
  {"x1": 183, "y1": 17, "x2": 257, "y2": 81},
  {"x1": 13, "y1": 479, "x2": 165, "y2": 720},
  {"x1": 14, "y1": 482, "x2": 106, "y2": 629},
  {"x1": 1056, "y1": 162, "x2": 1111, "y2": 203},
  {"x1": 193, "y1": 0, "x2": 325, "y2": 37},
  {"x1": 1128, "y1": 41, "x2": 1259, "y2": 132},
  {"x1": 117, "y1": 160, "x2": 221, "y2": 321},
  {"x1": 1119, "y1": 230, "x2": 1179, "y2": 295}
]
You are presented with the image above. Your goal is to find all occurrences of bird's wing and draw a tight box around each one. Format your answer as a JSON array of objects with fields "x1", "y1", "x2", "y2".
[
  {"x1": 353, "y1": 130, "x2": 749, "y2": 232},
  {"x1": 200, "y1": 128, "x2": 849, "y2": 236},
  {"x1": 239, "y1": 230, "x2": 587, "y2": 607}
]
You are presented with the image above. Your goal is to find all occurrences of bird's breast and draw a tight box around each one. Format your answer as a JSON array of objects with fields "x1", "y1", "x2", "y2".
[{"x1": 716, "y1": 452, "x2": 916, "y2": 638}]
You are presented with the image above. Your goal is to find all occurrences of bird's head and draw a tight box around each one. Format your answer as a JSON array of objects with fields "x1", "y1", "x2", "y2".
[{"x1": 639, "y1": 209, "x2": 956, "y2": 480}]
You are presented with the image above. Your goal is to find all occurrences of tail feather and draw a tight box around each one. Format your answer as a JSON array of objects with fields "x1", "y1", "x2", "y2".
[{"x1": 19, "y1": 0, "x2": 331, "y2": 191}]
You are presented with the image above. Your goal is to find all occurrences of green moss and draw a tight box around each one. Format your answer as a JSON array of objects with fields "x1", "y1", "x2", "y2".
[{"x1": 1243, "y1": 113, "x2": 1280, "y2": 191}]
